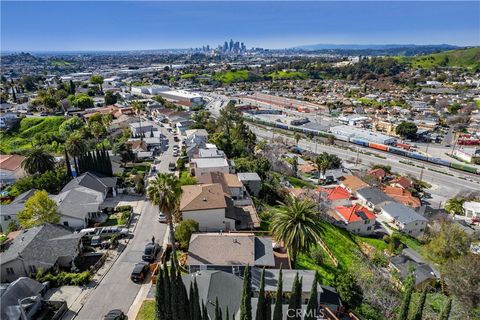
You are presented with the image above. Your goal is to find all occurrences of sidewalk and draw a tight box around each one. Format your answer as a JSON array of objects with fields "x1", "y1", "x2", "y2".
[{"x1": 127, "y1": 282, "x2": 153, "y2": 320}]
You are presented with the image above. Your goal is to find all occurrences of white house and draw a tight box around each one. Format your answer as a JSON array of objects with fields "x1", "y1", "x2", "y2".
[
  {"x1": 190, "y1": 158, "x2": 230, "y2": 177},
  {"x1": 380, "y1": 202, "x2": 428, "y2": 237},
  {"x1": 334, "y1": 204, "x2": 376, "y2": 235},
  {"x1": 463, "y1": 201, "x2": 480, "y2": 219}
]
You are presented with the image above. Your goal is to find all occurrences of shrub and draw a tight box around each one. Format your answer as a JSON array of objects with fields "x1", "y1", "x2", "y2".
[
  {"x1": 311, "y1": 248, "x2": 324, "y2": 265},
  {"x1": 116, "y1": 205, "x2": 133, "y2": 212},
  {"x1": 36, "y1": 271, "x2": 91, "y2": 287},
  {"x1": 371, "y1": 250, "x2": 389, "y2": 267},
  {"x1": 175, "y1": 219, "x2": 199, "y2": 250}
]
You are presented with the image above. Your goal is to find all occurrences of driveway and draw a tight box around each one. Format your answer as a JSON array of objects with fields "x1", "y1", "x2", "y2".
[{"x1": 74, "y1": 200, "x2": 166, "y2": 319}]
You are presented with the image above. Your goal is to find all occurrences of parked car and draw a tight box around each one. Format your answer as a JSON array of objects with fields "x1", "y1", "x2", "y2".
[
  {"x1": 168, "y1": 162, "x2": 176, "y2": 171},
  {"x1": 90, "y1": 235, "x2": 102, "y2": 247},
  {"x1": 174, "y1": 136, "x2": 180, "y2": 142},
  {"x1": 104, "y1": 309, "x2": 127, "y2": 320},
  {"x1": 173, "y1": 150, "x2": 179, "y2": 157},
  {"x1": 130, "y1": 262, "x2": 149, "y2": 283},
  {"x1": 158, "y1": 213, "x2": 167, "y2": 223},
  {"x1": 97, "y1": 226, "x2": 129, "y2": 238},
  {"x1": 142, "y1": 242, "x2": 160, "y2": 262},
  {"x1": 79, "y1": 228, "x2": 99, "y2": 237}
]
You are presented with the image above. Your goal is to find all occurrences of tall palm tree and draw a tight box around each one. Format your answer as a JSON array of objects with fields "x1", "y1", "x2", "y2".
[
  {"x1": 66, "y1": 131, "x2": 88, "y2": 175},
  {"x1": 270, "y1": 196, "x2": 322, "y2": 266},
  {"x1": 131, "y1": 100, "x2": 145, "y2": 141},
  {"x1": 147, "y1": 173, "x2": 181, "y2": 256},
  {"x1": 21, "y1": 147, "x2": 55, "y2": 175}
]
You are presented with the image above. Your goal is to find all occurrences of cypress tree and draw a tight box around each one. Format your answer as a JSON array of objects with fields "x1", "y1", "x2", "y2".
[
  {"x1": 412, "y1": 287, "x2": 428, "y2": 320},
  {"x1": 156, "y1": 266, "x2": 165, "y2": 320},
  {"x1": 64, "y1": 148, "x2": 73, "y2": 179},
  {"x1": 265, "y1": 296, "x2": 271, "y2": 320},
  {"x1": 214, "y1": 297, "x2": 222, "y2": 320},
  {"x1": 192, "y1": 279, "x2": 201, "y2": 320},
  {"x1": 189, "y1": 283, "x2": 195, "y2": 320},
  {"x1": 396, "y1": 273, "x2": 415, "y2": 320},
  {"x1": 255, "y1": 268, "x2": 266, "y2": 320},
  {"x1": 177, "y1": 268, "x2": 190, "y2": 320},
  {"x1": 95, "y1": 149, "x2": 103, "y2": 174},
  {"x1": 226, "y1": 306, "x2": 229, "y2": 320},
  {"x1": 272, "y1": 269, "x2": 283, "y2": 320},
  {"x1": 163, "y1": 262, "x2": 172, "y2": 320},
  {"x1": 69, "y1": 79, "x2": 76, "y2": 95},
  {"x1": 202, "y1": 301, "x2": 209, "y2": 320},
  {"x1": 77, "y1": 154, "x2": 85, "y2": 174},
  {"x1": 240, "y1": 266, "x2": 252, "y2": 320},
  {"x1": 287, "y1": 273, "x2": 302, "y2": 320},
  {"x1": 170, "y1": 257, "x2": 179, "y2": 320},
  {"x1": 438, "y1": 298, "x2": 452, "y2": 320},
  {"x1": 72, "y1": 156, "x2": 79, "y2": 177},
  {"x1": 304, "y1": 276, "x2": 318, "y2": 320}
]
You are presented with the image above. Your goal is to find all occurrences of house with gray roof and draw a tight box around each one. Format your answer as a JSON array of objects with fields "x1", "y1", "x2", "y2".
[
  {"x1": 380, "y1": 202, "x2": 428, "y2": 237},
  {"x1": 0, "y1": 224, "x2": 82, "y2": 282},
  {"x1": 0, "y1": 277, "x2": 46, "y2": 320},
  {"x1": 0, "y1": 189, "x2": 36, "y2": 233},
  {"x1": 62, "y1": 172, "x2": 117, "y2": 199},
  {"x1": 356, "y1": 187, "x2": 394, "y2": 212},
  {"x1": 390, "y1": 249, "x2": 438, "y2": 290},
  {"x1": 237, "y1": 172, "x2": 262, "y2": 197},
  {"x1": 186, "y1": 233, "x2": 275, "y2": 275}
]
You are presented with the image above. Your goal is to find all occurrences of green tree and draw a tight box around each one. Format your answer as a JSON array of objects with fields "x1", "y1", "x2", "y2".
[
  {"x1": 112, "y1": 141, "x2": 135, "y2": 166},
  {"x1": 395, "y1": 121, "x2": 418, "y2": 140},
  {"x1": 104, "y1": 91, "x2": 118, "y2": 105},
  {"x1": 156, "y1": 265, "x2": 165, "y2": 320},
  {"x1": 294, "y1": 132, "x2": 301, "y2": 147},
  {"x1": 270, "y1": 197, "x2": 322, "y2": 265},
  {"x1": 66, "y1": 131, "x2": 89, "y2": 174},
  {"x1": 59, "y1": 116, "x2": 85, "y2": 135},
  {"x1": 315, "y1": 152, "x2": 341, "y2": 183},
  {"x1": 21, "y1": 147, "x2": 56, "y2": 175},
  {"x1": 90, "y1": 75, "x2": 104, "y2": 94},
  {"x1": 17, "y1": 190, "x2": 60, "y2": 228},
  {"x1": 68, "y1": 93, "x2": 94, "y2": 109},
  {"x1": 412, "y1": 287, "x2": 427, "y2": 320},
  {"x1": 147, "y1": 173, "x2": 181, "y2": 256},
  {"x1": 240, "y1": 266, "x2": 252, "y2": 320},
  {"x1": 396, "y1": 272, "x2": 414, "y2": 320},
  {"x1": 255, "y1": 268, "x2": 267, "y2": 320},
  {"x1": 304, "y1": 275, "x2": 318, "y2": 320},
  {"x1": 444, "y1": 197, "x2": 466, "y2": 216},
  {"x1": 175, "y1": 219, "x2": 199, "y2": 249},
  {"x1": 438, "y1": 298, "x2": 452, "y2": 320},
  {"x1": 273, "y1": 269, "x2": 283, "y2": 320},
  {"x1": 335, "y1": 271, "x2": 363, "y2": 309},
  {"x1": 426, "y1": 222, "x2": 471, "y2": 264},
  {"x1": 287, "y1": 273, "x2": 302, "y2": 320}
]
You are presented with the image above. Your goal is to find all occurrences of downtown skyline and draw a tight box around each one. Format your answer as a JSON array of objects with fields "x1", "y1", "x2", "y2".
[{"x1": 1, "y1": 1, "x2": 479, "y2": 52}]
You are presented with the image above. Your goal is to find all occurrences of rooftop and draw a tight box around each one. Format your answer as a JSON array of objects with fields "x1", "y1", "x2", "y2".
[
  {"x1": 180, "y1": 183, "x2": 227, "y2": 211},
  {"x1": 335, "y1": 204, "x2": 376, "y2": 223}
]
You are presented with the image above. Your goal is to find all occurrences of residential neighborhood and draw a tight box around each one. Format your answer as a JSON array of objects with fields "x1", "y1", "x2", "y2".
[{"x1": 1, "y1": 2, "x2": 480, "y2": 320}]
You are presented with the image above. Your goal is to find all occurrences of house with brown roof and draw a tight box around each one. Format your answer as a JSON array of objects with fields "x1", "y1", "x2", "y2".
[
  {"x1": 0, "y1": 155, "x2": 26, "y2": 186},
  {"x1": 390, "y1": 176, "x2": 413, "y2": 189},
  {"x1": 383, "y1": 186, "x2": 421, "y2": 208},
  {"x1": 317, "y1": 186, "x2": 352, "y2": 207},
  {"x1": 367, "y1": 168, "x2": 387, "y2": 180},
  {"x1": 339, "y1": 175, "x2": 369, "y2": 193}
]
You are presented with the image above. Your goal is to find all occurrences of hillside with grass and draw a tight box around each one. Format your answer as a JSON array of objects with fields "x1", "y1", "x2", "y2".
[
  {"x1": 399, "y1": 47, "x2": 480, "y2": 69},
  {"x1": 267, "y1": 70, "x2": 308, "y2": 80},
  {"x1": 0, "y1": 116, "x2": 65, "y2": 153},
  {"x1": 213, "y1": 70, "x2": 251, "y2": 84}
]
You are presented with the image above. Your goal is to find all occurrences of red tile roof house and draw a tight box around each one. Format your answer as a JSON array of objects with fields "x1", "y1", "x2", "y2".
[
  {"x1": 333, "y1": 204, "x2": 376, "y2": 235},
  {"x1": 367, "y1": 168, "x2": 387, "y2": 180},
  {"x1": 317, "y1": 186, "x2": 353, "y2": 207},
  {"x1": 383, "y1": 186, "x2": 421, "y2": 208},
  {"x1": 390, "y1": 176, "x2": 413, "y2": 189},
  {"x1": 0, "y1": 155, "x2": 26, "y2": 186}
]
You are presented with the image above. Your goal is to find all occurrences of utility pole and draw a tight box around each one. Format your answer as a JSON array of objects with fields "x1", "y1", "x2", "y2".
[{"x1": 355, "y1": 147, "x2": 360, "y2": 166}]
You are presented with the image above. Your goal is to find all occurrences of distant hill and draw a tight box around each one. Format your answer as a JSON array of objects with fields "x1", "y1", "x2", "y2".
[
  {"x1": 399, "y1": 47, "x2": 480, "y2": 69},
  {"x1": 291, "y1": 43, "x2": 459, "y2": 56}
]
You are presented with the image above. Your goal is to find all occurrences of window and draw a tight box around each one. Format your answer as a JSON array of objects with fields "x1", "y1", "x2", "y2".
[
  {"x1": 367, "y1": 226, "x2": 372, "y2": 231},
  {"x1": 63, "y1": 221, "x2": 69, "y2": 226},
  {"x1": 6, "y1": 267, "x2": 14, "y2": 275},
  {"x1": 4, "y1": 215, "x2": 11, "y2": 221}
]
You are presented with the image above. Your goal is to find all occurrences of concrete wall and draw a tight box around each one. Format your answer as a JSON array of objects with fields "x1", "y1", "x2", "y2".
[
  {"x1": 182, "y1": 208, "x2": 235, "y2": 231},
  {"x1": 59, "y1": 215, "x2": 86, "y2": 230},
  {"x1": 345, "y1": 219, "x2": 375, "y2": 235},
  {"x1": 1, "y1": 259, "x2": 53, "y2": 283}
]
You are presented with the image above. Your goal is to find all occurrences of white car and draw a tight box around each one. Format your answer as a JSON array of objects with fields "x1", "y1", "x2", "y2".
[{"x1": 158, "y1": 213, "x2": 167, "y2": 223}]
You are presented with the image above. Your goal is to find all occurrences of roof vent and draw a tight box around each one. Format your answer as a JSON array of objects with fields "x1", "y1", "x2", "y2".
[{"x1": 203, "y1": 197, "x2": 207, "y2": 201}]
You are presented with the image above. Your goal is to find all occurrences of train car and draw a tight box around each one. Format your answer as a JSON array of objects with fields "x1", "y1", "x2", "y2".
[
  {"x1": 334, "y1": 134, "x2": 350, "y2": 142},
  {"x1": 276, "y1": 123, "x2": 289, "y2": 130},
  {"x1": 409, "y1": 152, "x2": 428, "y2": 162},
  {"x1": 351, "y1": 138, "x2": 369, "y2": 147},
  {"x1": 428, "y1": 157, "x2": 451, "y2": 167},
  {"x1": 369, "y1": 142, "x2": 389, "y2": 151},
  {"x1": 388, "y1": 146, "x2": 409, "y2": 157},
  {"x1": 450, "y1": 162, "x2": 478, "y2": 174},
  {"x1": 395, "y1": 142, "x2": 411, "y2": 150}
]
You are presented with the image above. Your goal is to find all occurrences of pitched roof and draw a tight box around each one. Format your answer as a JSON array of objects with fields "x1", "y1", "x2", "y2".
[
  {"x1": 0, "y1": 155, "x2": 25, "y2": 172},
  {"x1": 237, "y1": 172, "x2": 261, "y2": 182},
  {"x1": 0, "y1": 189, "x2": 36, "y2": 217},
  {"x1": 251, "y1": 268, "x2": 322, "y2": 294},
  {"x1": 340, "y1": 175, "x2": 369, "y2": 192},
  {"x1": 383, "y1": 186, "x2": 421, "y2": 208},
  {"x1": 191, "y1": 157, "x2": 229, "y2": 169},
  {"x1": 390, "y1": 254, "x2": 437, "y2": 286},
  {"x1": 0, "y1": 224, "x2": 81, "y2": 265},
  {"x1": 335, "y1": 204, "x2": 376, "y2": 223},
  {"x1": 52, "y1": 187, "x2": 103, "y2": 219},
  {"x1": 368, "y1": 168, "x2": 387, "y2": 178},
  {"x1": 0, "y1": 277, "x2": 45, "y2": 320},
  {"x1": 187, "y1": 233, "x2": 275, "y2": 267},
  {"x1": 390, "y1": 176, "x2": 413, "y2": 189},
  {"x1": 317, "y1": 186, "x2": 351, "y2": 201},
  {"x1": 180, "y1": 183, "x2": 227, "y2": 211},
  {"x1": 197, "y1": 172, "x2": 243, "y2": 194},
  {"x1": 356, "y1": 187, "x2": 394, "y2": 206},
  {"x1": 382, "y1": 202, "x2": 428, "y2": 224},
  {"x1": 61, "y1": 172, "x2": 116, "y2": 195}
]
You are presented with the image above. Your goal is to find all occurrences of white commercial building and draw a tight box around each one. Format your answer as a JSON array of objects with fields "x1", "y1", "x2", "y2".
[{"x1": 463, "y1": 201, "x2": 480, "y2": 219}]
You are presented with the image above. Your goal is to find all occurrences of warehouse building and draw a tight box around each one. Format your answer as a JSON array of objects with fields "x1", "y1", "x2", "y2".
[{"x1": 330, "y1": 125, "x2": 396, "y2": 145}]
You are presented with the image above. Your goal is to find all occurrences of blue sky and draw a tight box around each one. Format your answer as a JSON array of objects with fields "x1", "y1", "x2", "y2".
[{"x1": 1, "y1": 1, "x2": 479, "y2": 51}]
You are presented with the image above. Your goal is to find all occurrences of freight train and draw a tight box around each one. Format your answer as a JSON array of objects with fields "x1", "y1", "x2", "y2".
[{"x1": 251, "y1": 117, "x2": 480, "y2": 175}]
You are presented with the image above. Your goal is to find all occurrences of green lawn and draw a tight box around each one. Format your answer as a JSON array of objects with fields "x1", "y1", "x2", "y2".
[
  {"x1": 268, "y1": 71, "x2": 308, "y2": 80},
  {"x1": 136, "y1": 300, "x2": 155, "y2": 320},
  {"x1": 397, "y1": 47, "x2": 480, "y2": 69},
  {"x1": 287, "y1": 176, "x2": 315, "y2": 189},
  {"x1": 0, "y1": 116, "x2": 65, "y2": 153},
  {"x1": 213, "y1": 70, "x2": 250, "y2": 84}
]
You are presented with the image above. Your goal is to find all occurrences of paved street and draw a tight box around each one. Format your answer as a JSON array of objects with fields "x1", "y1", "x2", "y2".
[{"x1": 74, "y1": 201, "x2": 166, "y2": 319}]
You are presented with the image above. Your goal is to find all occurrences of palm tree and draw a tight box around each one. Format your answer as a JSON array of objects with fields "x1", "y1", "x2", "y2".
[
  {"x1": 315, "y1": 154, "x2": 332, "y2": 184},
  {"x1": 270, "y1": 196, "x2": 322, "y2": 266},
  {"x1": 444, "y1": 197, "x2": 465, "y2": 216},
  {"x1": 21, "y1": 147, "x2": 55, "y2": 174},
  {"x1": 147, "y1": 173, "x2": 181, "y2": 256},
  {"x1": 131, "y1": 100, "x2": 145, "y2": 140},
  {"x1": 66, "y1": 131, "x2": 88, "y2": 175}
]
